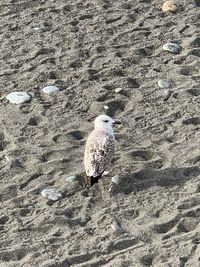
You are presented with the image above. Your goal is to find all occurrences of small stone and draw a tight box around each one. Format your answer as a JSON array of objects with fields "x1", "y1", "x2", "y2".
[
  {"x1": 42, "y1": 86, "x2": 60, "y2": 94},
  {"x1": 163, "y1": 43, "x2": 181, "y2": 54},
  {"x1": 127, "y1": 78, "x2": 139, "y2": 88},
  {"x1": 162, "y1": 1, "x2": 178, "y2": 12},
  {"x1": 41, "y1": 188, "x2": 62, "y2": 201},
  {"x1": 33, "y1": 27, "x2": 41, "y2": 31},
  {"x1": 66, "y1": 175, "x2": 77, "y2": 182},
  {"x1": 5, "y1": 155, "x2": 23, "y2": 167},
  {"x1": 180, "y1": 66, "x2": 190, "y2": 76},
  {"x1": 158, "y1": 80, "x2": 171, "y2": 89},
  {"x1": 163, "y1": 89, "x2": 173, "y2": 101},
  {"x1": 103, "y1": 105, "x2": 109, "y2": 110},
  {"x1": 163, "y1": 89, "x2": 172, "y2": 95},
  {"x1": 111, "y1": 221, "x2": 125, "y2": 233},
  {"x1": 115, "y1": 88, "x2": 123, "y2": 93},
  {"x1": 6, "y1": 92, "x2": 31, "y2": 104},
  {"x1": 111, "y1": 175, "x2": 121, "y2": 185}
]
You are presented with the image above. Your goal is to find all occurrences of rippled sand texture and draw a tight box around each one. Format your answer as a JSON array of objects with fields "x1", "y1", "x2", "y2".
[{"x1": 0, "y1": 0, "x2": 200, "y2": 266}]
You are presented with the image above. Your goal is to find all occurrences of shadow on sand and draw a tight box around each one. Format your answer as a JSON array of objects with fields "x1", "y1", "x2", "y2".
[{"x1": 110, "y1": 165, "x2": 200, "y2": 195}]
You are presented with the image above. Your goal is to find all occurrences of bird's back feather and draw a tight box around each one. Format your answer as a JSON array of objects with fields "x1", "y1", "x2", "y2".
[{"x1": 84, "y1": 129, "x2": 115, "y2": 179}]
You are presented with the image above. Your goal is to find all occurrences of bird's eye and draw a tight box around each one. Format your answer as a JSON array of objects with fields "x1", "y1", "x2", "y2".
[{"x1": 104, "y1": 120, "x2": 109, "y2": 123}]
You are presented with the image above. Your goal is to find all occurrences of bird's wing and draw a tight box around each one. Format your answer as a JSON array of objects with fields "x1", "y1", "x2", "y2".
[{"x1": 84, "y1": 130, "x2": 114, "y2": 177}]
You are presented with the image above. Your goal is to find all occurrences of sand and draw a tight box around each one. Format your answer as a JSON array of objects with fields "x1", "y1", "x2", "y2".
[{"x1": 0, "y1": 0, "x2": 200, "y2": 266}]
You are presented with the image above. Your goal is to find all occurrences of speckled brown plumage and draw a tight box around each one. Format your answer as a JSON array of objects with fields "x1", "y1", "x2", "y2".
[{"x1": 84, "y1": 129, "x2": 115, "y2": 187}]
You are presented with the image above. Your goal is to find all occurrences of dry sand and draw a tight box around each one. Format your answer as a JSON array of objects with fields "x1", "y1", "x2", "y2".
[{"x1": 0, "y1": 0, "x2": 200, "y2": 266}]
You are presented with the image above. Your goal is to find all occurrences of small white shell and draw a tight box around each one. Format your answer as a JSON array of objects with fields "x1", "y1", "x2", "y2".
[
  {"x1": 163, "y1": 43, "x2": 181, "y2": 53},
  {"x1": 66, "y1": 175, "x2": 77, "y2": 182},
  {"x1": 163, "y1": 89, "x2": 171, "y2": 95},
  {"x1": 111, "y1": 175, "x2": 121, "y2": 185},
  {"x1": 115, "y1": 88, "x2": 123, "y2": 93},
  {"x1": 42, "y1": 86, "x2": 60, "y2": 94},
  {"x1": 6, "y1": 92, "x2": 31, "y2": 104},
  {"x1": 111, "y1": 221, "x2": 125, "y2": 233},
  {"x1": 33, "y1": 27, "x2": 41, "y2": 31},
  {"x1": 41, "y1": 189, "x2": 62, "y2": 201},
  {"x1": 158, "y1": 80, "x2": 171, "y2": 89}
]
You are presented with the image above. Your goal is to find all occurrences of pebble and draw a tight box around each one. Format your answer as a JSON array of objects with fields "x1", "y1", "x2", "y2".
[
  {"x1": 158, "y1": 80, "x2": 171, "y2": 89},
  {"x1": 6, "y1": 92, "x2": 31, "y2": 104},
  {"x1": 42, "y1": 86, "x2": 60, "y2": 94},
  {"x1": 163, "y1": 43, "x2": 181, "y2": 54},
  {"x1": 163, "y1": 89, "x2": 173, "y2": 101},
  {"x1": 65, "y1": 175, "x2": 77, "y2": 183},
  {"x1": 103, "y1": 105, "x2": 109, "y2": 110},
  {"x1": 162, "y1": 1, "x2": 178, "y2": 12},
  {"x1": 41, "y1": 188, "x2": 62, "y2": 201},
  {"x1": 5, "y1": 155, "x2": 23, "y2": 167},
  {"x1": 180, "y1": 66, "x2": 190, "y2": 76},
  {"x1": 164, "y1": 89, "x2": 172, "y2": 96},
  {"x1": 111, "y1": 221, "x2": 125, "y2": 233},
  {"x1": 111, "y1": 175, "x2": 121, "y2": 185},
  {"x1": 115, "y1": 87, "x2": 123, "y2": 93},
  {"x1": 33, "y1": 27, "x2": 42, "y2": 31}
]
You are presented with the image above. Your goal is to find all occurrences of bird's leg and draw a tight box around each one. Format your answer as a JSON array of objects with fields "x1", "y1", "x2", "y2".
[{"x1": 85, "y1": 176, "x2": 91, "y2": 188}]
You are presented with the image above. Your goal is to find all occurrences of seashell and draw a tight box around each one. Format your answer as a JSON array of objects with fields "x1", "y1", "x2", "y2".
[
  {"x1": 158, "y1": 80, "x2": 171, "y2": 89},
  {"x1": 111, "y1": 221, "x2": 125, "y2": 233},
  {"x1": 6, "y1": 92, "x2": 31, "y2": 104},
  {"x1": 162, "y1": 1, "x2": 178, "y2": 12},
  {"x1": 115, "y1": 88, "x2": 123, "y2": 93},
  {"x1": 163, "y1": 89, "x2": 173, "y2": 101},
  {"x1": 42, "y1": 86, "x2": 60, "y2": 94},
  {"x1": 41, "y1": 188, "x2": 62, "y2": 201},
  {"x1": 163, "y1": 43, "x2": 181, "y2": 54},
  {"x1": 66, "y1": 175, "x2": 77, "y2": 182},
  {"x1": 111, "y1": 175, "x2": 121, "y2": 185}
]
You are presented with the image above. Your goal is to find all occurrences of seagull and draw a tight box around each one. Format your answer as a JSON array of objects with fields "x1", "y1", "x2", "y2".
[{"x1": 84, "y1": 114, "x2": 121, "y2": 188}]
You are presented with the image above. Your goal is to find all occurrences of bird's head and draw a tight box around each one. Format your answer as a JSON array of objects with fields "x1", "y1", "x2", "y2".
[{"x1": 94, "y1": 115, "x2": 121, "y2": 130}]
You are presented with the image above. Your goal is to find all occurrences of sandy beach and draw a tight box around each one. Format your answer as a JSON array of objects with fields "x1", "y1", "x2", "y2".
[{"x1": 0, "y1": 0, "x2": 200, "y2": 266}]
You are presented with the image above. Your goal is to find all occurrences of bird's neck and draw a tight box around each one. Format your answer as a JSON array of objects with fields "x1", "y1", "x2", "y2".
[{"x1": 95, "y1": 126, "x2": 114, "y2": 137}]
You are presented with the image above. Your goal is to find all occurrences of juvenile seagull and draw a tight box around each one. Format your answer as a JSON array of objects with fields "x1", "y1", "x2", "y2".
[{"x1": 84, "y1": 114, "x2": 120, "y2": 188}]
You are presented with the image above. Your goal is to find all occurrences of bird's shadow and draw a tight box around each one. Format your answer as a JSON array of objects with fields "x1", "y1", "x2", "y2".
[{"x1": 110, "y1": 165, "x2": 200, "y2": 195}]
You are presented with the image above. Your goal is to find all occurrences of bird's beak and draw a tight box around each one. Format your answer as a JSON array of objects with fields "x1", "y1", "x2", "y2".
[{"x1": 113, "y1": 120, "x2": 121, "y2": 125}]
